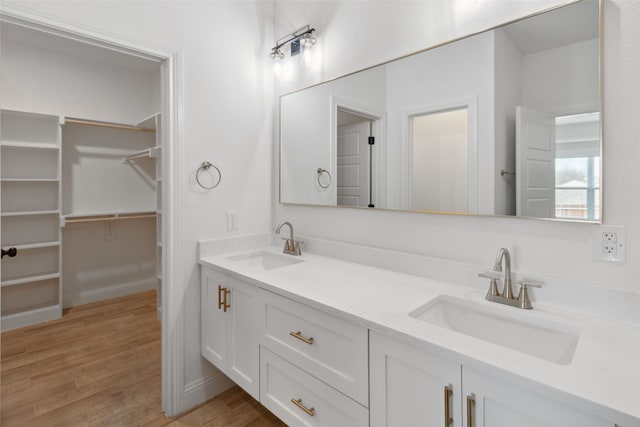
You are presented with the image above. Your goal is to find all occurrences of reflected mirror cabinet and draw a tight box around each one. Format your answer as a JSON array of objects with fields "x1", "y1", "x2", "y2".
[{"x1": 279, "y1": 0, "x2": 601, "y2": 222}]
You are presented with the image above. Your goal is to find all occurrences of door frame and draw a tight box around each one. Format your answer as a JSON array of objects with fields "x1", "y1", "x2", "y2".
[
  {"x1": 330, "y1": 96, "x2": 386, "y2": 208},
  {"x1": 0, "y1": 6, "x2": 183, "y2": 416},
  {"x1": 402, "y1": 96, "x2": 478, "y2": 212}
]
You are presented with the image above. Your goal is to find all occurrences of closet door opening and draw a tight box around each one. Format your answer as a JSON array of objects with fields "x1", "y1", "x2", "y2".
[{"x1": 1, "y1": 17, "x2": 174, "y2": 422}]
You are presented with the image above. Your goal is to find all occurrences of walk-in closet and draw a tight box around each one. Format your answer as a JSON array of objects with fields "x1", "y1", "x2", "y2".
[{"x1": 0, "y1": 21, "x2": 165, "y2": 330}]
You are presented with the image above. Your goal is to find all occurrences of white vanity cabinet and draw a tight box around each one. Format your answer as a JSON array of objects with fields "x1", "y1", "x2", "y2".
[
  {"x1": 370, "y1": 331, "x2": 463, "y2": 427},
  {"x1": 462, "y1": 368, "x2": 613, "y2": 427},
  {"x1": 259, "y1": 290, "x2": 369, "y2": 426},
  {"x1": 370, "y1": 332, "x2": 615, "y2": 427},
  {"x1": 201, "y1": 266, "x2": 260, "y2": 400}
]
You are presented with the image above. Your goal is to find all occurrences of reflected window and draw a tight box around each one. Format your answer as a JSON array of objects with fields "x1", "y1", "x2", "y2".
[{"x1": 554, "y1": 113, "x2": 600, "y2": 221}]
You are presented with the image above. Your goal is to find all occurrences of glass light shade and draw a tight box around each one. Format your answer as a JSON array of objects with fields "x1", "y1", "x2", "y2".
[
  {"x1": 300, "y1": 33, "x2": 316, "y2": 48},
  {"x1": 270, "y1": 48, "x2": 284, "y2": 61}
]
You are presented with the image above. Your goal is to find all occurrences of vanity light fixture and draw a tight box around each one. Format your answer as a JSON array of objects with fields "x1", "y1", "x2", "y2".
[{"x1": 270, "y1": 25, "x2": 316, "y2": 61}]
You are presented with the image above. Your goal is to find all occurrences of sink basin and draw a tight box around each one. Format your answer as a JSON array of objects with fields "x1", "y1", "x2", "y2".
[
  {"x1": 409, "y1": 295, "x2": 579, "y2": 364},
  {"x1": 227, "y1": 250, "x2": 303, "y2": 271}
]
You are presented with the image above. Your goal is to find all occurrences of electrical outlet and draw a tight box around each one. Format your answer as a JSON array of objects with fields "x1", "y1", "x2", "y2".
[
  {"x1": 226, "y1": 211, "x2": 238, "y2": 232},
  {"x1": 594, "y1": 225, "x2": 626, "y2": 263}
]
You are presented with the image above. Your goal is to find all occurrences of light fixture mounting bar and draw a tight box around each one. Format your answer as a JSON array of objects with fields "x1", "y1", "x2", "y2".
[{"x1": 271, "y1": 24, "x2": 315, "y2": 54}]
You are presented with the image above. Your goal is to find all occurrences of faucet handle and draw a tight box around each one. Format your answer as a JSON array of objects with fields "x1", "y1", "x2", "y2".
[
  {"x1": 479, "y1": 272, "x2": 501, "y2": 297},
  {"x1": 516, "y1": 279, "x2": 543, "y2": 309},
  {"x1": 516, "y1": 279, "x2": 543, "y2": 288},
  {"x1": 478, "y1": 272, "x2": 501, "y2": 280}
]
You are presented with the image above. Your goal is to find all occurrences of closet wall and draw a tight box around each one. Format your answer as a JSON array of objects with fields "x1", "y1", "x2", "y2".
[{"x1": 1, "y1": 23, "x2": 161, "y2": 329}]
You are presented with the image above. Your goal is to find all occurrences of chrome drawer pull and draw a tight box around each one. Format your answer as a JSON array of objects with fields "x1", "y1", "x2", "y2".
[
  {"x1": 291, "y1": 398, "x2": 315, "y2": 416},
  {"x1": 289, "y1": 331, "x2": 314, "y2": 345}
]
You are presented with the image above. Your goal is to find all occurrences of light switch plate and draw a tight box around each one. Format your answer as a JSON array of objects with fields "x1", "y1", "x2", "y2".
[
  {"x1": 594, "y1": 225, "x2": 626, "y2": 263},
  {"x1": 226, "y1": 211, "x2": 238, "y2": 232}
]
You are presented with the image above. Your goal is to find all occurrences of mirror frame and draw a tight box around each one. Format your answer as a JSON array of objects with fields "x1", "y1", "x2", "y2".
[{"x1": 278, "y1": 0, "x2": 603, "y2": 223}]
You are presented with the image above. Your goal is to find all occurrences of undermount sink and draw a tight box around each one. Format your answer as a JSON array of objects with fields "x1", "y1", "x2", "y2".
[
  {"x1": 227, "y1": 250, "x2": 303, "y2": 271},
  {"x1": 409, "y1": 295, "x2": 579, "y2": 365}
]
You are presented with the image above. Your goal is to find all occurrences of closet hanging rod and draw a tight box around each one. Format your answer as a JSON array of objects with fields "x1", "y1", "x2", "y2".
[
  {"x1": 65, "y1": 118, "x2": 156, "y2": 133},
  {"x1": 125, "y1": 146, "x2": 160, "y2": 161},
  {"x1": 63, "y1": 212, "x2": 157, "y2": 225}
]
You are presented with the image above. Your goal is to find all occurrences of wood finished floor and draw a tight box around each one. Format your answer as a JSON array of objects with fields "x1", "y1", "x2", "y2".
[{"x1": 1, "y1": 290, "x2": 286, "y2": 427}]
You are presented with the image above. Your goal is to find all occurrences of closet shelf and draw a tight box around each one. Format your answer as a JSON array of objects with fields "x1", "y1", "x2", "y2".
[
  {"x1": 136, "y1": 113, "x2": 160, "y2": 130},
  {"x1": 65, "y1": 117, "x2": 155, "y2": 133},
  {"x1": 12, "y1": 241, "x2": 61, "y2": 251},
  {"x1": 1, "y1": 141, "x2": 59, "y2": 150},
  {"x1": 124, "y1": 146, "x2": 160, "y2": 161},
  {"x1": 62, "y1": 211, "x2": 157, "y2": 226},
  {"x1": 1, "y1": 178, "x2": 60, "y2": 182},
  {"x1": 1, "y1": 210, "x2": 59, "y2": 217},
  {"x1": 1, "y1": 273, "x2": 61, "y2": 288}
]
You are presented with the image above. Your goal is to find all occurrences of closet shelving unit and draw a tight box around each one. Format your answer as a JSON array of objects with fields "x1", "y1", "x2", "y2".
[
  {"x1": 136, "y1": 113, "x2": 163, "y2": 319},
  {"x1": 1, "y1": 110, "x2": 163, "y2": 330},
  {"x1": 1, "y1": 109, "x2": 63, "y2": 330}
]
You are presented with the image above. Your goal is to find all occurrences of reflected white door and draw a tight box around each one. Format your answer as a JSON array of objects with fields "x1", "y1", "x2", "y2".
[
  {"x1": 337, "y1": 121, "x2": 370, "y2": 207},
  {"x1": 516, "y1": 106, "x2": 556, "y2": 218}
]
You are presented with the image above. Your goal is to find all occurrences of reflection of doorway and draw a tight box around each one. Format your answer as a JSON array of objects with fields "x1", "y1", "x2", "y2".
[
  {"x1": 409, "y1": 107, "x2": 469, "y2": 212},
  {"x1": 336, "y1": 109, "x2": 374, "y2": 207},
  {"x1": 516, "y1": 108, "x2": 600, "y2": 221}
]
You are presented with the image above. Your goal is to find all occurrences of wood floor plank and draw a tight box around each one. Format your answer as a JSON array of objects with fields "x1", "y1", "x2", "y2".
[{"x1": 1, "y1": 290, "x2": 286, "y2": 427}]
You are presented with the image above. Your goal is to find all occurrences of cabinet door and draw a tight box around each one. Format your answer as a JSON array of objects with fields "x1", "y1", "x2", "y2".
[
  {"x1": 226, "y1": 276, "x2": 261, "y2": 400},
  {"x1": 201, "y1": 267, "x2": 228, "y2": 368},
  {"x1": 370, "y1": 332, "x2": 463, "y2": 427},
  {"x1": 463, "y1": 367, "x2": 614, "y2": 427}
]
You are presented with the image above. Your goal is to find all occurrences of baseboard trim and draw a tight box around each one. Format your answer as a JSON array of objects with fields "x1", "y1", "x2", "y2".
[
  {"x1": 181, "y1": 372, "x2": 235, "y2": 412},
  {"x1": 1, "y1": 304, "x2": 61, "y2": 331},
  {"x1": 63, "y1": 278, "x2": 157, "y2": 308}
]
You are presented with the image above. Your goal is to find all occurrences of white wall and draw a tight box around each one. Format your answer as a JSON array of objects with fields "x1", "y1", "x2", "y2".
[
  {"x1": 274, "y1": 0, "x2": 640, "y2": 296},
  {"x1": 1, "y1": 0, "x2": 274, "y2": 414},
  {"x1": 493, "y1": 28, "x2": 522, "y2": 216},
  {"x1": 522, "y1": 38, "x2": 600, "y2": 115},
  {"x1": 0, "y1": 38, "x2": 158, "y2": 124},
  {"x1": 62, "y1": 218, "x2": 156, "y2": 307},
  {"x1": 61, "y1": 124, "x2": 157, "y2": 215}
]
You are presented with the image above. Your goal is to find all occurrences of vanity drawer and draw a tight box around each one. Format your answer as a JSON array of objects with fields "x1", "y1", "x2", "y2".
[
  {"x1": 262, "y1": 292, "x2": 368, "y2": 406},
  {"x1": 260, "y1": 347, "x2": 368, "y2": 427}
]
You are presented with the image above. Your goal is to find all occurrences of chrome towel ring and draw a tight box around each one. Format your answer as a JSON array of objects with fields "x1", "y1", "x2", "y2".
[
  {"x1": 196, "y1": 161, "x2": 222, "y2": 190},
  {"x1": 317, "y1": 168, "x2": 331, "y2": 189}
]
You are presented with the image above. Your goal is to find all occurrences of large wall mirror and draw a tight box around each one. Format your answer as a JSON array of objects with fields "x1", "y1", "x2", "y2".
[{"x1": 280, "y1": 0, "x2": 601, "y2": 222}]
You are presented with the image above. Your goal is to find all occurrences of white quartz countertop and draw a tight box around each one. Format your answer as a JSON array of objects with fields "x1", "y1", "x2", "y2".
[{"x1": 199, "y1": 246, "x2": 640, "y2": 424}]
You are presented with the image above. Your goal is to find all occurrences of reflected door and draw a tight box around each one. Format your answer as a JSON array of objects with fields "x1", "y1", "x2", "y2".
[
  {"x1": 337, "y1": 118, "x2": 371, "y2": 207},
  {"x1": 516, "y1": 107, "x2": 556, "y2": 218}
]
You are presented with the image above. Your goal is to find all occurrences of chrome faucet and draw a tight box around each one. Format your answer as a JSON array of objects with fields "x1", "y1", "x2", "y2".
[
  {"x1": 478, "y1": 248, "x2": 543, "y2": 309},
  {"x1": 275, "y1": 221, "x2": 302, "y2": 256}
]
